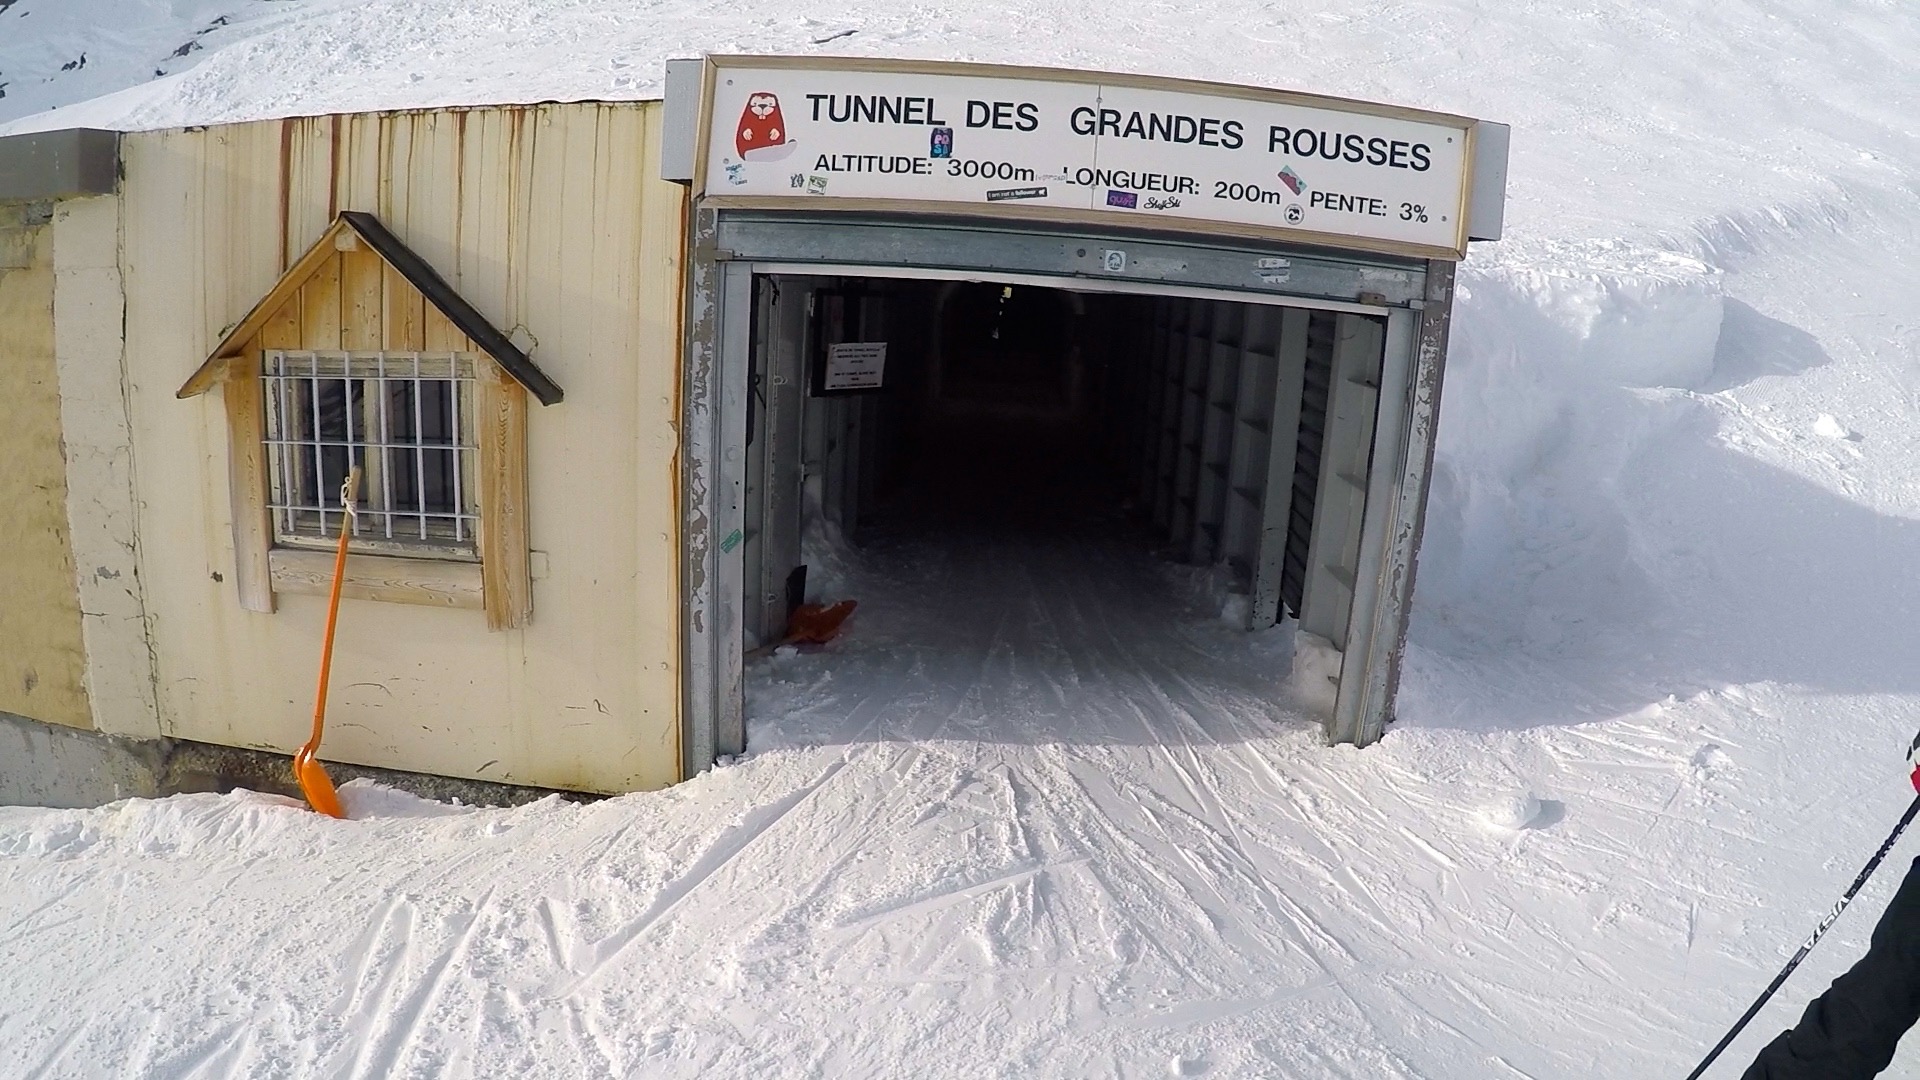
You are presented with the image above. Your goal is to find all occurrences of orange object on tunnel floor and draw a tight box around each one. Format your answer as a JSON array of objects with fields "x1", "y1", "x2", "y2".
[{"x1": 786, "y1": 599, "x2": 858, "y2": 645}]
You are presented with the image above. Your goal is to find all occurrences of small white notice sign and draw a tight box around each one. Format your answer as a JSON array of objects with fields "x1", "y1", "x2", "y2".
[{"x1": 824, "y1": 341, "x2": 888, "y2": 390}]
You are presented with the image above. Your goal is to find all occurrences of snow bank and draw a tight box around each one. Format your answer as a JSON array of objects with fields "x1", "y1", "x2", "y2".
[
  {"x1": 1461, "y1": 243, "x2": 1725, "y2": 391},
  {"x1": 2, "y1": 0, "x2": 1915, "y2": 263},
  {"x1": 1407, "y1": 246, "x2": 1717, "y2": 663},
  {"x1": 1290, "y1": 630, "x2": 1342, "y2": 716},
  {"x1": 0, "y1": 780, "x2": 498, "y2": 861},
  {"x1": 798, "y1": 476, "x2": 860, "y2": 606}
]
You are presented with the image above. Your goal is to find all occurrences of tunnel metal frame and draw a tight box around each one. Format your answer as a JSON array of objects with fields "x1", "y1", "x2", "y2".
[{"x1": 679, "y1": 207, "x2": 1456, "y2": 777}]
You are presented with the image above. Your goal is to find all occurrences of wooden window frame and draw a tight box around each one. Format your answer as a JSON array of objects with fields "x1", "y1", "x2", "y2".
[{"x1": 225, "y1": 354, "x2": 532, "y2": 630}]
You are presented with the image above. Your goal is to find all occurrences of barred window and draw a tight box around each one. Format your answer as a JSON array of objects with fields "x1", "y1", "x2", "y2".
[{"x1": 262, "y1": 350, "x2": 479, "y2": 560}]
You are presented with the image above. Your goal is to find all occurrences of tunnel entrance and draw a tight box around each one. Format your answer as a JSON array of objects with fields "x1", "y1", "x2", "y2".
[
  {"x1": 733, "y1": 269, "x2": 1391, "y2": 743},
  {"x1": 679, "y1": 214, "x2": 1444, "y2": 770},
  {"x1": 667, "y1": 54, "x2": 1506, "y2": 777}
]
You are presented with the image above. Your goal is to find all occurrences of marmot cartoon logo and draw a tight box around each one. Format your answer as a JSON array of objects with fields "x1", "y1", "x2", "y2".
[{"x1": 735, "y1": 92, "x2": 797, "y2": 161}]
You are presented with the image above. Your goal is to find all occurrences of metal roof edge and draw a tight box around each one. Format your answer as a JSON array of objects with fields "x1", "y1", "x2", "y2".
[
  {"x1": 0, "y1": 128, "x2": 119, "y2": 202},
  {"x1": 340, "y1": 211, "x2": 565, "y2": 406}
]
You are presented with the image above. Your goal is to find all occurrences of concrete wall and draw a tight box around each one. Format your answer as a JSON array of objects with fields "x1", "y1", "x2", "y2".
[
  {"x1": 52, "y1": 194, "x2": 156, "y2": 740},
  {"x1": 118, "y1": 103, "x2": 687, "y2": 793},
  {"x1": 0, "y1": 201, "x2": 92, "y2": 731},
  {"x1": 0, "y1": 709, "x2": 580, "y2": 809},
  {"x1": 0, "y1": 710, "x2": 165, "y2": 808}
]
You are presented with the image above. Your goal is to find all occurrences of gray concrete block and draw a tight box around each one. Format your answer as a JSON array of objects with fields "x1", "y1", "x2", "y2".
[
  {"x1": 0, "y1": 711, "x2": 589, "y2": 809},
  {"x1": 0, "y1": 712, "x2": 165, "y2": 808}
]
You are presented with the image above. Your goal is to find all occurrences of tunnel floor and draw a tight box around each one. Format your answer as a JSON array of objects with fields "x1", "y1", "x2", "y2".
[{"x1": 743, "y1": 429, "x2": 1317, "y2": 750}]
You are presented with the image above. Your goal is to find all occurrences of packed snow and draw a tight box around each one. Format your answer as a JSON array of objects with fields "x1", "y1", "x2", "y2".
[{"x1": 7, "y1": 1, "x2": 1920, "y2": 1077}]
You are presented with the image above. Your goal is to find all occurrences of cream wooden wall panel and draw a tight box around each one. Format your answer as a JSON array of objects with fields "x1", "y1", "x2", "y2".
[
  {"x1": 285, "y1": 118, "x2": 336, "y2": 266},
  {"x1": 461, "y1": 110, "x2": 518, "y2": 336},
  {"x1": 342, "y1": 115, "x2": 383, "y2": 219},
  {"x1": 0, "y1": 213, "x2": 91, "y2": 730},
  {"x1": 513, "y1": 104, "x2": 677, "y2": 781},
  {"x1": 209, "y1": 126, "x2": 282, "y2": 324},
  {"x1": 119, "y1": 102, "x2": 688, "y2": 793},
  {"x1": 397, "y1": 114, "x2": 463, "y2": 292}
]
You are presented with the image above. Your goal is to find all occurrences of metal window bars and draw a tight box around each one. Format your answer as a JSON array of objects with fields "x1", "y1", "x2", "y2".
[{"x1": 262, "y1": 350, "x2": 480, "y2": 560}]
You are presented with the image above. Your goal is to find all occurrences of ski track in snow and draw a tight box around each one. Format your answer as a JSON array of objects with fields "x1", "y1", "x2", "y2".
[
  {"x1": 6, "y1": 0, "x2": 1920, "y2": 1077},
  {"x1": 7, "y1": 512, "x2": 1920, "y2": 1077}
]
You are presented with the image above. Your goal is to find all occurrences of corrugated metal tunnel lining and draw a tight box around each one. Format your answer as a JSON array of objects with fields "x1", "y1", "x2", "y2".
[
  {"x1": 1286, "y1": 313, "x2": 1338, "y2": 621},
  {"x1": 1130, "y1": 298, "x2": 1334, "y2": 627},
  {"x1": 736, "y1": 269, "x2": 1390, "y2": 662}
]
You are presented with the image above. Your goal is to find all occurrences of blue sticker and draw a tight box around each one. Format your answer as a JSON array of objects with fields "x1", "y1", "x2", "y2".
[
  {"x1": 930, "y1": 127, "x2": 953, "y2": 158},
  {"x1": 1106, "y1": 189, "x2": 1138, "y2": 209}
]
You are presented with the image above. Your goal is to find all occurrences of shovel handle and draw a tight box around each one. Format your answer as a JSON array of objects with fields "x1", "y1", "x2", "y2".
[{"x1": 308, "y1": 467, "x2": 361, "y2": 748}]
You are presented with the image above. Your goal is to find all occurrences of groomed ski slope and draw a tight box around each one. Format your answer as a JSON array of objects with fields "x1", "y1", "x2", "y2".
[{"x1": 6, "y1": 1, "x2": 1920, "y2": 1077}]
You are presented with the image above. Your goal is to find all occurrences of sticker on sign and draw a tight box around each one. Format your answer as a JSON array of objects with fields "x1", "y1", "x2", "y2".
[{"x1": 824, "y1": 342, "x2": 889, "y2": 391}]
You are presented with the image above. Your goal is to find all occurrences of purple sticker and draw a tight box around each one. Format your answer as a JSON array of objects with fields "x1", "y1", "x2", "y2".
[{"x1": 1106, "y1": 189, "x2": 1138, "y2": 209}]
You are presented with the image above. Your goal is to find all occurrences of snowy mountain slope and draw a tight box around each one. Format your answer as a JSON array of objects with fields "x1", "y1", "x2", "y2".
[
  {"x1": 7, "y1": 1, "x2": 1920, "y2": 1077},
  {"x1": 1, "y1": 1, "x2": 1916, "y2": 250},
  {"x1": 0, "y1": 0, "x2": 327, "y2": 128}
]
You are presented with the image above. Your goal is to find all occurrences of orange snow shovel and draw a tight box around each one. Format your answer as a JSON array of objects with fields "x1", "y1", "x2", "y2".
[
  {"x1": 786, "y1": 599, "x2": 857, "y2": 644},
  {"x1": 742, "y1": 599, "x2": 859, "y2": 661},
  {"x1": 293, "y1": 467, "x2": 359, "y2": 819}
]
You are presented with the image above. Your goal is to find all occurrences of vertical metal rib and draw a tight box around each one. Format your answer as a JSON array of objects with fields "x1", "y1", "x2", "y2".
[
  {"x1": 308, "y1": 361, "x2": 326, "y2": 538},
  {"x1": 450, "y1": 358, "x2": 465, "y2": 544},
  {"x1": 343, "y1": 355, "x2": 358, "y2": 537},
  {"x1": 412, "y1": 353, "x2": 427, "y2": 540},
  {"x1": 271, "y1": 352, "x2": 291, "y2": 535},
  {"x1": 378, "y1": 353, "x2": 395, "y2": 538}
]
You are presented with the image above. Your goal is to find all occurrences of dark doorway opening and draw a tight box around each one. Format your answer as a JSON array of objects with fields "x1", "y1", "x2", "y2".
[{"x1": 738, "y1": 272, "x2": 1384, "y2": 745}]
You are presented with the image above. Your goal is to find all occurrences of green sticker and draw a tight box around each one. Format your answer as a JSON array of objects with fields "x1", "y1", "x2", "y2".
[{"x1": 720, "y1": 528, "x2": 744, "y2": 555}]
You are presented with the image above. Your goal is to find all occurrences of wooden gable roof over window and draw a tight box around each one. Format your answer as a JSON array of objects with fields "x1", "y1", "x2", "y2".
[
  {"x1": 176, "y1": 211, "x2": 564, "y2": 405},
  {"x1": 184, "y1": 211, "x2": 552, "y2": 631}
]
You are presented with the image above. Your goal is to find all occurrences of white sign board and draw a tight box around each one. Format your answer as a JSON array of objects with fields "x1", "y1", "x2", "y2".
[
  {"x1": 823, "y1": 341, "x2": 888, "y2": 391},
  {"x1": 701, "y1": 58, "x2": 1476, "y2": 257}
]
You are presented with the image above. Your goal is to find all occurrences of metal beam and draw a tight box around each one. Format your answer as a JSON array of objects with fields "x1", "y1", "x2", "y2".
[
  {"x1": 1297, "y1": 313, "x2": 1386, "y2": 648},
  {"x1": 714, "y1": 263, "x2": 753, "y2": 758},
  {"x1": 681, "y1": 208, "x2": 724, "y2": 779},
  {"x1": 1328, "y1": 261, "x2": 1455, "y2": 745},
  {"x1": 719, "y1": 212, "x2": 1426, "y2": 306},
  {"x1": 1467, "y1": 122, "x2": 1511, "y2": 243},
  {"x1": 1247, "y1": 308, "x2": 1308, "y2": 628},
  {"x1": 660, "y1": 59, "x2": 703, "y2": 183},
  {"x1": 0, "y1": 129, "x2": 117, "y2": 202},
  {"x1": 1377, "y1": 261, "x2": 1459, "y2": 736}
]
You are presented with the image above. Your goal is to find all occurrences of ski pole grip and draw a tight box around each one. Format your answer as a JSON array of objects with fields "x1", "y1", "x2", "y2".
[{"x1": 1908, "y1": 727, "x2": 1920, "y2": 793}]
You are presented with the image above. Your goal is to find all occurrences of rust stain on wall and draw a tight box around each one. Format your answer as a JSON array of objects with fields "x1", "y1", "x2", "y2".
[{"x1": 278, "y1": 119, "x2": 294, "y2": 272}]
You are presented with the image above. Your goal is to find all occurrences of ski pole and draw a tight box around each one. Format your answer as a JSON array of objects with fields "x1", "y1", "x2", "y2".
[{"x1": 1683, "y1": 760, "x2": 1920, "y2": 1079}]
